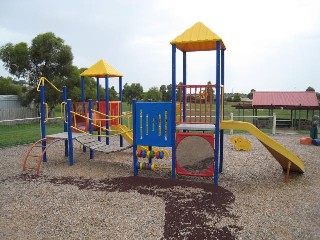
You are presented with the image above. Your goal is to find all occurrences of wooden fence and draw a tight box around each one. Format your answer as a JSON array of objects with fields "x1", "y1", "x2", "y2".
[{"x1": 0, "y1": 108, "x2": 38, "y2": 125}]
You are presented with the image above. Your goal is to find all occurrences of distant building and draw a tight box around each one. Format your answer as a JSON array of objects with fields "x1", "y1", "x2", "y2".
[
  {"x1": 232, "y1": 91, "x2": 320, "y2": 130},
  {"x1": 240, "y1": 97, "x2": 252, "y2": 103},
  {"x1": 252, "y1": 91, "x2": 319, "y2": 109},
  {"x1": 0, "y1": 95, "x2": 22, "y2": 109}
]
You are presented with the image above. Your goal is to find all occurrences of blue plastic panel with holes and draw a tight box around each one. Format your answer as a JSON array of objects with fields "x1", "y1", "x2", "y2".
[{"x1": 134, "y1": 102, "x2": 172, "y2": 147}]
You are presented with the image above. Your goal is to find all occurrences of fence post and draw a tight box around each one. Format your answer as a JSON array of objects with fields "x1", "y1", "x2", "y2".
[
  {"x1": 230, "y1": 112, "x2": 234, "y2": 135},
  {"x1": 272, "y1": 113, "x2": 276, "y2": 135}
]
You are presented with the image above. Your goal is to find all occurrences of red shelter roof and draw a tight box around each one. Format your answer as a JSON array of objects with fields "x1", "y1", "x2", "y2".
[{"x1": 253, "y1": 91, "x2": 319, "y2": 107}]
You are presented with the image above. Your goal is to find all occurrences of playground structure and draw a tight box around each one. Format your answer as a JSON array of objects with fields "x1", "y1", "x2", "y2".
[
  {"x1": 23, "y1": 22, "x2": 306, "y2": 184},
  {"x1": 23, "y1": 61, "x2": 133, "y2": 174},
  {"x1": 23, "y1": 62, "x2": 168, "y2": 174},
  {"x1": 133, "y1": 22, "x2": 305, "y2": 184}
]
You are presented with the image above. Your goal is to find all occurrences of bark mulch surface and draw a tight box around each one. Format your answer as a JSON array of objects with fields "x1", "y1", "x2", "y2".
[{"x1": 15, "y1": 174, "x2": 241, "y2": 239}]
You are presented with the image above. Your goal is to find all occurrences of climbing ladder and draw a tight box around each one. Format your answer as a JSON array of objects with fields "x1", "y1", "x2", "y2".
[{"x1": 22, "y1": 138, "x2": 64, "y2": 174}]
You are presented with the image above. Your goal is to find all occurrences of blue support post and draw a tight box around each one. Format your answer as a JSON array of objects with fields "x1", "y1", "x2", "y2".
[
  {"x1": 171, "y1": 44, "x2": 177, "y2": 179},
  {"x1": 213, "y1": 41, "x2": 221, "y2": 185},
  {"x1": 148, "y1": 99, "x2": 152, "y2": 164},
  {"x1": 119, "y1": 76, "x2": 123, "y2": 147},
  {"x1": 81, "y1": 76, "x2": 85, "y2": 102},
  {"x1": 96, "y1": 77, "x2": 101, "y2": 142},
  {"x1": 182, "y1": 51, "x2": 187, "y2": 123},
  {"x1": 40, "y1": 85, "x2": 47, "y2": 162},
  {"x1": 88, "y1": 99, "x2": 94, "y2": 159},
  {"x1": 96, "y1": 77, "x2": 100, "y2": 103},
  {"x1": 67, "y1": 99, "x2": 74, "y2": 166},
  {"x1": 105, "y1": 75, "x2": 109, "y2": 145},
  {"x1": 219, "y1": 49, "x2": 225, "y2": 173},
  {"x1": 63, "y1": 86, "x2": 68, "y2": 157},
  {"x1": 132, "y1": 99, "x2": 138, "y2": 176},
  {"x1": 81, "y1": 76, "x2": 86, "y2": 152}
]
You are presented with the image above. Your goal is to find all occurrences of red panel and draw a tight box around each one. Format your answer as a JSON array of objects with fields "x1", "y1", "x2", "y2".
[
  {"x1": 99, "y1": 101, "x2": 120, "y2": 126},
  {"x1": 109, "y1": 102, "x2": 120, "y2": 126},
  {"x1": 176, "y1": 132, "x2": 214, "y2": 177}
]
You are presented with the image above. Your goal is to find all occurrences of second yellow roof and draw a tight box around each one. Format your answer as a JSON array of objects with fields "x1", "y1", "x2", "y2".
[
  {"x1": 80, "y1": 59, "x2": 123, "y2": 78},
  {"x1": 170, "y1": 22, "x2": 226, "y2": 52}
]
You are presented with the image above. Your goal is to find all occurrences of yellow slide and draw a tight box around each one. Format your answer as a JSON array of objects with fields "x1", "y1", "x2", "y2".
[
  {"x1": 110, "y1": 124, "x2": 169, "y2": 156},
  {"x1": 110, "y1": 124, "x2": 133, "y2": 144},
  {"x1": 220, "y1": 120, "x2": 305, "y2": 173}
]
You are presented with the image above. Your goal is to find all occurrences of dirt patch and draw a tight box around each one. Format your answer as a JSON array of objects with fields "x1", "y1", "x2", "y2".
[{"x1": 13, "y1": 174, "x2": 241, "y2": 239}]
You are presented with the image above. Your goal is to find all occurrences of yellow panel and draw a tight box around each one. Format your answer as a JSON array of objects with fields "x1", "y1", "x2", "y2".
[
  {"x1": 170, "y1": 22, "x2": 226, "y2": 52},
  {"x1": 80, "y1": 59, "x2": 123, "y2": 78}
]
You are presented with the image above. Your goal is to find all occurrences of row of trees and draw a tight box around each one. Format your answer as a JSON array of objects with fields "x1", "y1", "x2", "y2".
[
  {"x1": 0, "y1": 32, "x2": 119, "y2": 114},
  {"x1": 1, "y1": 32, "x2": 319, "y2": 110},
  {"x1": 0, "y1": 32, "x2": 172, "y2": 110}
]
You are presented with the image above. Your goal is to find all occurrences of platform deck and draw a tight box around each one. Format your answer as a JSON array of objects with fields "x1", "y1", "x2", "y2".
[{"x1": 176, "y1": 123, "x2": 215, "y2": 131}]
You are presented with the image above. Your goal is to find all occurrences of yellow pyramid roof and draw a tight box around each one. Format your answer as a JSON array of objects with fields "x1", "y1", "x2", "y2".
[
  {"x1": 80, "y1": 59, "x2": 123, "y2": 78},
  {"x1": 170, "y1": 22, "x2": 226, "y2": 52}
]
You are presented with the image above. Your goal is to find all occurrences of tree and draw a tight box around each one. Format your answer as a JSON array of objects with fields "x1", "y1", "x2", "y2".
[
  {"x1": 144, "y1": 87, "x2": 161, "y2": 102},
  {"x1": 176, "y1": 82, "x2": 183, "y2": 102},
  {"x1": 247, "y1": 89, "x2": 256, "y2": 100},
  {"x1": 233, "y1": 93, "x2": 241, "y2": 102},
  {"x1": 0, "y1": 43, "x2": 29, "y2": 79},
  {"x1": 160, "y1": 85, "x2": 167, "y2": 101},
  {"x1": 109, "y1": 86, "x2": 118, "y2": 101},
  {"x1": 160, "y1": 84, "x2": 172, "y2": 101},
  {"x1": 0, "y1": 32, "x2": 73, "y2": 111},
  {"x1": 226, "y1": 96, "x2": 233, "y2": 102},
  {"x1": 123, "y1": 83, "x2": 143, "y2": 105},
  {"x1": 166, "y1": 84, "x2": 172, "y2": 101},
  {"x1": 306, "y1": 86, "x2": 315, "y2": 92},
  {"x1": 305, "y1": 86, "x2": 320, "y2": 100},
  {"x1": 0, "y1": 76, "x2": 22, "y2": 95},
  {"x1": 205, "y1": 81, "x2": 215, "y2": 102}
]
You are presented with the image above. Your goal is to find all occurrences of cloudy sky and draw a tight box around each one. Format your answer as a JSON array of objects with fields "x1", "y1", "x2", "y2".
[{"x1": 1, "y1": 0, "x2": 320, "y2": 93}]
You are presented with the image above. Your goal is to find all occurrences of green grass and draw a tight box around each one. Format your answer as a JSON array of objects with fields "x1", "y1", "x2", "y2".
[{"x1": 0, "y1": 121, "x2": 63, "y2": 148}]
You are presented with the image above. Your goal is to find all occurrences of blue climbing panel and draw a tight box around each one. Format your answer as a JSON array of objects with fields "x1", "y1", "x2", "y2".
[{"x1": 134, "y1": 102, "x2": 172, "y2": 147}]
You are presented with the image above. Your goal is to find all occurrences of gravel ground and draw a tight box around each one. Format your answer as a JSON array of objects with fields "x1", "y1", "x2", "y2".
[{"x1": 0, "y1": 133, "x2": 319, "y2": 239}]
